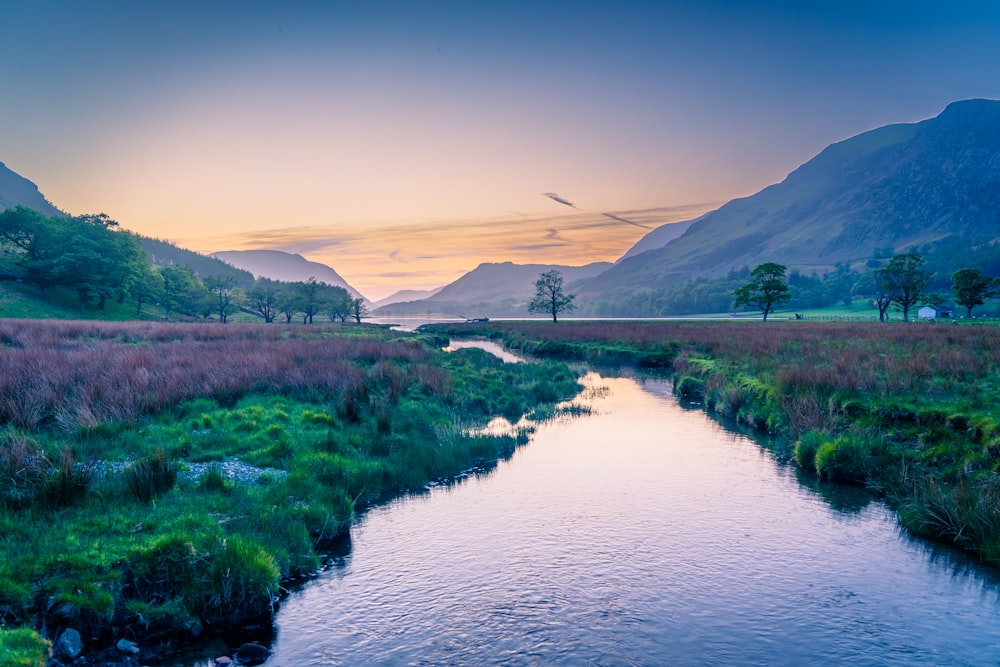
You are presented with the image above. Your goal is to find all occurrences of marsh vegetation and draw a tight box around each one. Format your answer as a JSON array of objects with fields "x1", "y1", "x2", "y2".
[
  {"x1": 0, "y1": 320, "x2": 581, "y2": 652},
  {"x1": 431, "y1": 320, "x2": 1000, "y2": 564}
]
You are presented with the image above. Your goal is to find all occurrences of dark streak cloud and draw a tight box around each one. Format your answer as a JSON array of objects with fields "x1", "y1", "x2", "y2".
[
  {"x1": 542, "y1": 192, "x2": 578, "y2": 209},
  {"x1": 601, "y1": 212, "x2": 651, "y2": 229}
]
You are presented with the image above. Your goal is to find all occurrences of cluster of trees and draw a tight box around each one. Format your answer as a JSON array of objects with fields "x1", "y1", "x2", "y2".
[
  {"x1": 0, "y1": 207, "x2": 146, "y2": 311},
  {"x1": 733, "y1": 254, "x2": 999, "y2": 321},
  {"x1": 0, "y1": 206, "x2": 369, "y2": 324}
]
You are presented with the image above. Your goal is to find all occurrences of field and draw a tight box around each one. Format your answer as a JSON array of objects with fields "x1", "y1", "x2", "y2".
[
  {"x1": 0, "y1": 319, "x2": 581, "y2": 652},
  {"x1": 429, "y1": 320, "x2": 1000, "y2": 564}
]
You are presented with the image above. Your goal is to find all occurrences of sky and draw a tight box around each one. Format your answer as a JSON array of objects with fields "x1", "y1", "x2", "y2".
[{"x1": 2, "y1": 1, "x2": 999, "y2": 300}]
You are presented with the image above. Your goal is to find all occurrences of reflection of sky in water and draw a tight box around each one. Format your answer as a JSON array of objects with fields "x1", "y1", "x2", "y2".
[
  {"x1": 443, "y1": 339, "x2": 523, "y2": 363},
  {"x1": 261, "y1": 373, "x2": 1000, "y2": 667}
]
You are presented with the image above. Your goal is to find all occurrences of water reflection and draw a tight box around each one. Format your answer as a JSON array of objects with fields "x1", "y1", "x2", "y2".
[
  {"x1": 262, "y1": 373, "x2": 1000, "y2": 666},
  {"x1": 442, "y1": 339, "x2": 524, "y2": 363}
]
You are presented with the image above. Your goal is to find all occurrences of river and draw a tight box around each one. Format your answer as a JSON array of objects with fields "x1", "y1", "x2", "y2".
[{"x1": 240, "y1": 365, "x2": 1000, "y2": 666}]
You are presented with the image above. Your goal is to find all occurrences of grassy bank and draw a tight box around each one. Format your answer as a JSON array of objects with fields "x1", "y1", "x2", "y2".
[
  {"x1": 428, "y1": 320, "x2": 1000, "y2": 565},
  {"x1": 0, "y1": 320, "x2": 581, "y2": 651}
]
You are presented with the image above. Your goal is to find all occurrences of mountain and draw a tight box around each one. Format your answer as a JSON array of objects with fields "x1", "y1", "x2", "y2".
[
  {"x1": 429, "y1": 261, "x2": 611, "y2": 303},
  {"x1": 141, "y1": 237, "x2": 254, "y2": 284},
  {"x1": 372, "y1": 287, "x2": 443, "y2": 309},
  {"x1": 211, "y1": 249, "x2": 366, "y2": 300},
  {"x1": 618, "y1": 219, "x2": 697, "y2": 262},
  {"x1": 375, "y1": 261, "x2": 612, "y2": 316},
  {"x1": 0, "y1": 162, "x2": 65, "y2": 217},
  {"x1": 581, "y1": 99, "x2": 1000, "y2": 297}
]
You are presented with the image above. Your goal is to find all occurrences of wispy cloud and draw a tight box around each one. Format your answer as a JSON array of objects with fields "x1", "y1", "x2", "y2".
[{"x1": 182, "y1": 200, "x2": 721, "y2": 299}]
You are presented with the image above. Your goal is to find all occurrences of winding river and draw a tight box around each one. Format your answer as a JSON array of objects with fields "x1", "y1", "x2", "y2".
[{"x1": 172, "y1": 343, "x2": 1000, "y2": 666}]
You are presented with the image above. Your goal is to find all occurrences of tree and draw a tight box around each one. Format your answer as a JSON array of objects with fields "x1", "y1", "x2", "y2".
[
  {"x1": 826, "y1": 262, "x2": 858, "y2": 307},
  {"x1": 298, "y1": 277, "x2": 323, "y2": 324},
  {"x1": 327, "y1": 292, "x2": 354, "y2": 323},
  {"x1": 877, "y1": 253, "x2": 932, "y2": 322},
  {"x1": 159, "y1": 265, "x2": 205, "y2": 320},
  {"x1": 204, "y1": 275, "x2": 242, "y2": 323},
  {"x1": 952, "y1": 268, "x2": 995, "y2": 318},
  {"x1": 247, "y1": 278, "x2": 282, "y2": 323},
  {"x1": 132, "y1": 263, "x2": 164, "y2": 316},
  {"x1": 872, "y1": 276, "x2": 893, "y2": 323},
  {"x1": 349, "y1": 297, "x2": 369, "y2": 324},
  {"x1": 528, "y1": 270, "x2": 576, "y2": 323},
  {"x1": 732, "y1": 262, "x2": 790, "y2": 321}
]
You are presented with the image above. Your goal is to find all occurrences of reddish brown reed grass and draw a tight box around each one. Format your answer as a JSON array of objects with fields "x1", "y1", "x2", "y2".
[
  {"x1": 477, "y1": 320, "x2": 1000, "y2": 407},
  {"x1": 0, "y1": 320, "x2": 429, "y2": 431}
]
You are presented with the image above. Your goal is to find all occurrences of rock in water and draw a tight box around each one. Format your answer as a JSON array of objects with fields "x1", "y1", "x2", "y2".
[
  {"x1": 53, "y1": 628, "x2": 83, "y2": 660},
  {"x1": 235, "y1": 641, "x2": 271, "y2": 665}
]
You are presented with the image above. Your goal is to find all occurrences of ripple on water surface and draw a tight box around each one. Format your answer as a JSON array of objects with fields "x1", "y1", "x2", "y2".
[{"x1": 260, "y1": 373, "x2": 1000, "y2": 666}]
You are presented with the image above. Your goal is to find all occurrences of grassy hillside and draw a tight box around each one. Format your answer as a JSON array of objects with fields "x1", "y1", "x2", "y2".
[{"x1": 0, "y1": 281, "x2": 164, "y2": 321}]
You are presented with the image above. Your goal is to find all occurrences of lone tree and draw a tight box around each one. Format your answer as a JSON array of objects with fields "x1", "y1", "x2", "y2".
[
  {"x1": 733, "y1": 262, "x2": 791, "y2": 321},
  {"x1": 528, "y1": 269, "x2": 576, "y2": 322},
  {"x1": 877, "y1": 253, "x2": 932, "y2": 322},
  {"x1": 952, "y1": 268, "x2": 995, "y2": 318},
  {"x1": 349, "y1": 297, "x2": 369, "y2": 324}
]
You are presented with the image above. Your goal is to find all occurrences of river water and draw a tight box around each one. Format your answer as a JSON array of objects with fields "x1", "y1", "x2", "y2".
[{"x1": 251, "y1": 369, "x2": 1000, "y2": 667}]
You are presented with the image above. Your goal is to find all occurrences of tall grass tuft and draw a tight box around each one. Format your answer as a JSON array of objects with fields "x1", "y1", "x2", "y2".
[
  {"x1": 0, "y1": 430, "x2": 49, "y2": 509},
  {"x1": 124, "y1": 448, "x2": 177, "y2": 502},
  {"x1": 207, "y1": 537, "x2": 280, "y2": 619},
  {"x1": 43, "y1": 445, "x2": 92, "y2": 508}
]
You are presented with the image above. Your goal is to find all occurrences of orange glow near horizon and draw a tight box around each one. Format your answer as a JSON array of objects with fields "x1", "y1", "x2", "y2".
[{"x1": 161, "y1": 203, "x2": 717, "y2": 300}]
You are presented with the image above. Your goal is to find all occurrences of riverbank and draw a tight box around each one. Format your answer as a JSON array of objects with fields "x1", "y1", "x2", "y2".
[
  {"x1": 0, "y1": 320, "x2": 582, "y2": 663},
  {"x1": 426, "y1": 320, "x2": 1000, "y2": 566}
]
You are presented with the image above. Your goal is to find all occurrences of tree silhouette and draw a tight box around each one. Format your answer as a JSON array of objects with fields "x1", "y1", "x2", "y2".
[{"x1": 528, "y1": 270, "x2": 576, "y2": 323}]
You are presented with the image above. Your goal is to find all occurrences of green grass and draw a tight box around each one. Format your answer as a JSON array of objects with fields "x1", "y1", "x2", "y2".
[
  {"x1": 0, "y1": 628, "x2": 49, "y2": 667},
  {"x1": 0, "y1": 321, "x2": 583, "y2": 647},
  {"x1": 0, "y1": 282, "x2": 165, "y2": 320}
]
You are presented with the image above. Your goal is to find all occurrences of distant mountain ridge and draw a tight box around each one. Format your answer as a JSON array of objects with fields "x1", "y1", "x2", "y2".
[
  {"x1": 375, "y1": 261, "x2": 611, "y2": 316},
  {"x1": 211, "y1": 249, "x2": 366, "y2": 300},
  {"x1": 583, "y1": 98, "x2": 1000, "y2": 296},
  {"x1": 0, "y1": 161, "x2": 65, "y2": 217},
  {"x1": 373, "y1": 288, "x2": 443, "y2": 309}
]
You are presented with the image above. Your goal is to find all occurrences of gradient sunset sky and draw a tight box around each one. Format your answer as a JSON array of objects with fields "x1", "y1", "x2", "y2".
[{"x1": 2, "y1": 1, "x2": 999, "y2": 299}]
